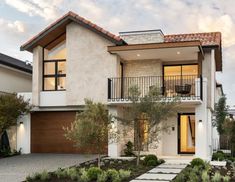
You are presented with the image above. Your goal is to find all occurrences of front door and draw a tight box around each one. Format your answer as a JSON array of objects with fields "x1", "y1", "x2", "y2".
[{"x1": 178, "y1": 113, "x2": 195, "y2": 154}]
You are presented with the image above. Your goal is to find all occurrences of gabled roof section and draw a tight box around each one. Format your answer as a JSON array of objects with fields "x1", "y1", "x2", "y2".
[
  {"x1": 0, "y1": 53, "x2": 32, "y2": 74},
  {"x1": 21, "y1": 11, "x2": 126, "y2": 52}
]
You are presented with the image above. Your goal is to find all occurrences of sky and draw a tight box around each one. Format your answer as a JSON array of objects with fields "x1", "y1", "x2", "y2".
[{"x1": 0, "y1": 0, "x2": 235, "y2": 106}]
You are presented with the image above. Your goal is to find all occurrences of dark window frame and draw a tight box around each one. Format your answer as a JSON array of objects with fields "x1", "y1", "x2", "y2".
[{"x1": 43, "y1": 59, "x2": 66, "y2": 91}]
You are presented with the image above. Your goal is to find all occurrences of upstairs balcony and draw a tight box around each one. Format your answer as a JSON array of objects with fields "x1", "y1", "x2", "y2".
[{"x1": 108, "y1": 75, "x2": 203, "y2": 104}]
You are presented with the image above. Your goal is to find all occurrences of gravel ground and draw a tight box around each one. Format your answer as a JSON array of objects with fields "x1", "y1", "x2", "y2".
[{"x1": 0, "y1": 153, "x2": 97, "y2": 182}]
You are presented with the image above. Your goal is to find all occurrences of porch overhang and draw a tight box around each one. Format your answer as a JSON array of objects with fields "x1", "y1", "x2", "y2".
[{"x1": 108, "y1": 41, "x2": 204, "y2": 61}]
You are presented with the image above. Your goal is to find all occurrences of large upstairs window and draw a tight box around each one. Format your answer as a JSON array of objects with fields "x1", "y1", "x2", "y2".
[{"x1": 43, "y1": 40, "x2": 66, "y2": 91}]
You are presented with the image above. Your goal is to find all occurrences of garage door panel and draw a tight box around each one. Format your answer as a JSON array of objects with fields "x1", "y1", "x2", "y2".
[{"x1": 31, "y1": 111, "x2": 107, "y2": 154}]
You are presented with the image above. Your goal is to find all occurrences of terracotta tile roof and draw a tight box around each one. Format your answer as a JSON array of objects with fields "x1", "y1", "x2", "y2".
[
  {"x1": 21, "y1": 11, "x2": 124, "y2": 51},
  {"x1": 164, "y1": 32, "x2": 221, "y2": 47}
]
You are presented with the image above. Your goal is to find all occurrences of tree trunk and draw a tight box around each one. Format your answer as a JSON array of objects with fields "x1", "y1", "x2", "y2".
[
  {"x1": 98, "y1": 153, "x2": 101, "y2": 168},
  {"x1": 136, "y1": 119, "x2": 141, "y2": 166}
]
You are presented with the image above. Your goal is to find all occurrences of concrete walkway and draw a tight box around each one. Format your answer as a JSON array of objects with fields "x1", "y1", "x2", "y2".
[
  {"x1": 131, "y1": 159, "x2": 190, "y2": 182},
  {"x1": 0, "y1": 153, "x2": 96, "y2": 182}
]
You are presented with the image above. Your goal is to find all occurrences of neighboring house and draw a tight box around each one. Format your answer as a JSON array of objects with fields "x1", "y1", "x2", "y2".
[
  {"x1": 18, "y1": 11, "x2": 223, "y2": 160},
  {"x1": 0, "y1": 53, "x2": 32, "y2": 150}
]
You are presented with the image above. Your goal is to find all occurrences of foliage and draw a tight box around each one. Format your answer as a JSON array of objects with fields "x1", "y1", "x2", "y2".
[
  {"x1": 116, "y1": 85, "x2": 179, "y2": 165},
  {"x1": 87, "y1": 167, "x2": 102, "y2": 181},
  {"x1": 124, "y1": 141, "x2": 135, "y2": 156},
  {"x1": 213, "y1": 96, "x2": 228, "y2": 135},
  {"x1": 222, "y1": 117, "x2": 235, "y2": 156},
  {"x1": 222, "y1": 175, "x2": 231, "y2": 182},
  {"x1": 190, "y1": 158, "x2": 205, "y2": 168},
  {"x1": 146, "y1": 159, "x2": 157, "y2": 166},
  {"x1": 80, "y1": 168, "x2": 89, "y2": 182},
  {"x1": 97, "y1": 171, "x2": 107, "y2": 182},
  {"x1": 212, "y1": 151, "x2": 225, "y2": 161},
  {"x1": 64, "y1": 99, "x2": 111, "y2": 167},
  {"x1": 144, "y1": 154, "x2": 158, "y2": 166},
  {"x1": 118, "y1": 169, "x2": 131, "y2": 180},
  {"x1": 39, "y1": 170, "x2": 51, "y2": 181},
  {"x1": 202, "y1": 170, "x2": 210, "y2": 182},
  {"x1": 106, "y1": 169, "x2": 120, "y2": 182},
  {"x1": 55, "y1": 168, "x2": 67, "y2": 178},
  {"x1": 0, "y1": 94, "x2": 31, "y2": 136},
  {"x1": 211, "y1": 172, "x2": 222, "y2": 182},
  {"x1": 66, "y1": 167, "x2": 79, "y2": 180}
]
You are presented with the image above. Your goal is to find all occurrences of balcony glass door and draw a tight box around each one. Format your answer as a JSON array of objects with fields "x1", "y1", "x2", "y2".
[{"x1": 163, "y1": 64, "x2": 198, "y2": 97}]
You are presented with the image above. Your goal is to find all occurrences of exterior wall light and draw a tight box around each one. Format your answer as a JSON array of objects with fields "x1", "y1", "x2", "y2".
[
  {"x1": 19, "y1": 121, "x2": 23, "y2": 125},
  {"x1": 199, "y1": 120, "x2": 202, "y2": 123}
]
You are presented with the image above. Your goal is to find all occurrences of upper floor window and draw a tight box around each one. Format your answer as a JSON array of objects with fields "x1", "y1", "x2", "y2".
[{"x1": 43, "y1": 40, "x2": 66, "y2": 91}]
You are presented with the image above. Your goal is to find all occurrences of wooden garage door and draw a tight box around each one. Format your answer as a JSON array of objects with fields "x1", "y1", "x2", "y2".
[{"x1": 31, "y1": 111, "x2": 107, "y2": 154}]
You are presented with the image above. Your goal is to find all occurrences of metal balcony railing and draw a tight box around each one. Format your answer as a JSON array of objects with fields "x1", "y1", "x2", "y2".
[{"x1": 108, "y1": 75, "x2": 203, "y2": 101}]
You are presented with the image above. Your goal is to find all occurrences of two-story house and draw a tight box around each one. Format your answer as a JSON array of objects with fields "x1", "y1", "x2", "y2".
[{"x1": 17, "y1": 11, "x2": 222, "y2": 160}]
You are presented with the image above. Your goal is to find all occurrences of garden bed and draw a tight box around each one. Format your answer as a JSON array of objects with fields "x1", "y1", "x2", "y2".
[
  {"x1": 25, "y1": 155, "x2": 164, "y2": 182},
  {"x1": 173, "y1": 158, "x2": 235, "y2": 182}
]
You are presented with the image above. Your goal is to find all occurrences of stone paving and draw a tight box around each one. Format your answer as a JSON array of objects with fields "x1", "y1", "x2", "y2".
[
  {"x1": 130, "y1": 160, "x2": 189, "y2": 182},
  {"x1": 0, "y1": 153, "x2": 96, "y2": 182}
]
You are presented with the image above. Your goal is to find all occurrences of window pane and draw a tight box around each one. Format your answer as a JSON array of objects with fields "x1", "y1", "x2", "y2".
[
  {"x1": 182, "y1": 65, "x2": 198, "y2": 76},
  {"x1": 164, "y1": 66, "x2": 181, "y2": 76},
  {"x1": 44, "y1": 62, "x2": 55, "y2": 75},
  {"x1": 57, "y1": 77, "x2": 66, "y2": 90},
  {"x1": 44, "y1": 77, "x2": 55, "y2": 90},
  {"x1": 44, "y1": 40, "x2": 66, "y2": 60},
  {"x1": 58, "y1": 61, "x2": 66, "y2": 74}
]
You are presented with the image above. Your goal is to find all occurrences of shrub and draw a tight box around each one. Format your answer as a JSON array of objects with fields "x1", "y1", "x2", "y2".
[
  {"x1": 97, "y1": 171, "x2": 107, "y2": 182},
  {"x1": 190, "y1": 158, "x2": 205, "y2": 168},
  {"x1": 80, "y1": 168, "x2": 89, "y2": 182},
  {"x1": 223, "y1": 175, "x2": 231, "y2": 182},
  {"x1": 158, "y1": 158, "x2": 165, "y2": 164},
  {"x1": 119, "y1": 169, "x2": 131, "y2": 180},
  {"x1": 55, "y1": 168, "x2": 67, "y2": 178},
  {"x1": 146, "y1": 159, "x2": 157, "y2": 166},
  {"x1": 30, "y1": 172, "x2": 41, "y2": 181},
  {"x1": 212, "y1": 151, "x2": 225, "y2": 161},
  {"x1": 87, "y1": 167, "x2": 102, "y2": 181},
  {"x1": 39, "y1": 170, "x2": 51, "y2": 181},
  {"x1": 144, "y1": 154, "x2": 158, "y2": 165},
  {"x1": 66, "y1": 167, "x2": 79, "y2": 180},
  {"x1": 211, "y1": 172, "x2": 222, "y2": 182},
  {"x1": 107, "y1": 169, "x2": 120, "y2": 182},
  {"x1": 202, "y1": 170, "x2": 210, "y2": 182},
  {"x1": 124, "y1": 141, "x2": 135, "y2": 156}
]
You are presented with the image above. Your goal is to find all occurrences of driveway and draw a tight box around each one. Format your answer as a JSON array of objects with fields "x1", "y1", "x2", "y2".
[{"x1": 0, "y1": 153, "x2": 97, "y2": 182}]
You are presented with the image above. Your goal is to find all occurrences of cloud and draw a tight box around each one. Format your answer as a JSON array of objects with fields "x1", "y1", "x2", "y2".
[
  {"x1": 4, "y1": 0, "x2": 63, "y2": 20},
  {"x1": 0, "y1": 18, "x2": 26, "y2": 33}
]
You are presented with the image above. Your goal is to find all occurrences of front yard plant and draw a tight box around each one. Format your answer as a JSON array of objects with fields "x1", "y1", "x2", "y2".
[
  {"x1": 25, "y1": 156, "x2": 164, "y2": 182},
  {"x1": 173, "y1": 158, "x2": 234, "y2": 182}
]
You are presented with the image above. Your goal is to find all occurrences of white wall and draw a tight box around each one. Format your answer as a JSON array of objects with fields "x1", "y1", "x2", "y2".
[
  {"x1": 0, "y1": 65, "x2": 31, "y2": 93},
  {"x1": 66, "y1": 22, "x2": 118, "y2": 106},
  {"x1": 40, "y1": 91, "x2": 66, "y2": 106},
  {"x1": 16, "y1": 92, "x2": 32, "y2": 154}
]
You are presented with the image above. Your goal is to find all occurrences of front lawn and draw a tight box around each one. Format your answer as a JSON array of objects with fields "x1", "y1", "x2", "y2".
[{"x1": 25, "y1": 155, "x2": 164, "y2": 182}]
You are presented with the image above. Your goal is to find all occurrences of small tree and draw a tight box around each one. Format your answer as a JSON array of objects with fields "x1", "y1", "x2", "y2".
[
  {"x1": 213, "y1": 96, "x2": 229, "y2": 135},
  {"x1": 0, "y1": 93, "x2": 31, "y2": 137},
  {"x1": 116, "y1": 85, "x2": 179, "y2": 165},
  {"x1": 64, "y1": 99, "x2": 111, "y2": 167},
  {"x1": 222, "y1": 117, "x2": 235, "y2": 156}
]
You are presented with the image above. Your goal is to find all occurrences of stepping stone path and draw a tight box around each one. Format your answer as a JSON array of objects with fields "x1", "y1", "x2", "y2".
[{"x1": 130, "y1": 162, "x2": 188, "y2": 182}]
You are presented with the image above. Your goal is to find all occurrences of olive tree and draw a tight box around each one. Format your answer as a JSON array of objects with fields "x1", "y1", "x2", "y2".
[
  {"x1": 0, "y1": 93, "x2": 31, "y2": 150},
  {"x1": 64, "y1": 99, "x2": 111, "y2": 167},
  {"x1": 116, "y1": 85, "x2": 179, "y2": 165}
]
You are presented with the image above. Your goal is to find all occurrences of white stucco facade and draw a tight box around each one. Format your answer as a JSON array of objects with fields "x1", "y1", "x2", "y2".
[{"x1": 18, "y1": 13, "x2": 222, "y2": 160}]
